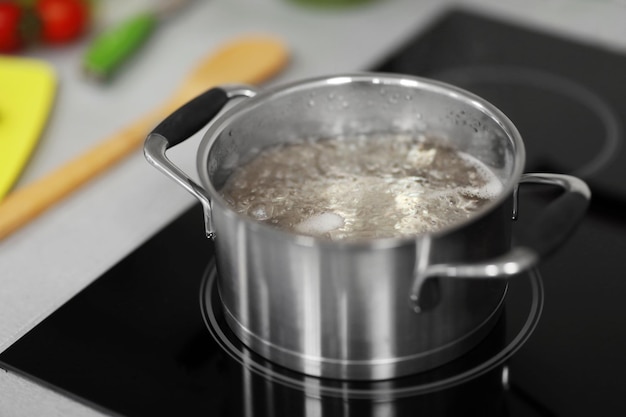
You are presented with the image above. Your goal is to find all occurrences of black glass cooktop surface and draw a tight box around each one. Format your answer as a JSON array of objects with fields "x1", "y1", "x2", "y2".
[{"x1": 2, "y1": 8, "x2": 626, "y2": 417}]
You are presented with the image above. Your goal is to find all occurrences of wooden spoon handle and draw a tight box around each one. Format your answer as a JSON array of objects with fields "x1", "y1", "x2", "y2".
[
  {"x1": 0, "y1": 37, "x2": 288, "y2": 240},
  {"x1": 0, "y1": 108, "x2": 160, "y2": 240}
]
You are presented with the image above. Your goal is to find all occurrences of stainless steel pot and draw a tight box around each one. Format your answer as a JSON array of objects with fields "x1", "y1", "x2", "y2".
[{"x1": 144, "y1": 73, "x2": 590, "y2": 380}]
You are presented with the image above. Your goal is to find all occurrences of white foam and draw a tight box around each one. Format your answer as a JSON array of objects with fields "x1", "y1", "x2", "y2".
[
  {"x1": 295, "y1": 212, "x2": 345, "y2": 235},
  {"x1": 458, "y1": 152, "x2": 503, "y2": 199}
]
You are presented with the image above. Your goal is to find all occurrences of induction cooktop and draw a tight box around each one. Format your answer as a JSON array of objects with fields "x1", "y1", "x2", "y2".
[{"x1": 2, "y1": 8, "x2": 626, "y2": 417}]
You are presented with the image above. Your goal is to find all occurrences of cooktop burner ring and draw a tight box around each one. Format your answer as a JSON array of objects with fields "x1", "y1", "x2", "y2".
[
  {"x1": 200, "y1": 265, "x2": 544, "y2": 400},
  {"x1": 433, "y1": 65, "x2": 622, "y2": 178}
]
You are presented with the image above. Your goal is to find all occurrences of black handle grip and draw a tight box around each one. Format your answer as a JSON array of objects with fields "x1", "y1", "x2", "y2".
[
  {"x1": 151, "y1": 87, "x2": 229, "y2": 147},
  {"x1": 517, "y1": 186, "x2": 590, "y2": 258}
]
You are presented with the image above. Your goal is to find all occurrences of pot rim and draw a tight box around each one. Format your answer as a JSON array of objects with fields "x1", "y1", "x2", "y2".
[{"x1": 197, "y1": 72, "x2": 526, "y2": 249}]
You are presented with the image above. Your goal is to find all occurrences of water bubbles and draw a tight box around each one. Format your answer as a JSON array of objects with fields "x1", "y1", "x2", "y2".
[
  {"x1": 364, "y1": 161, "x2": 379, "y2": 171},
  {"x1": 234, "y1": 178, "x2": 247, "y2": 189},
  {"x1": 248, "y1": 203, "x2": 273, "y2": 220},
  {"x1": 220, "y1": 134, "x2": 501, "y2": 240}
]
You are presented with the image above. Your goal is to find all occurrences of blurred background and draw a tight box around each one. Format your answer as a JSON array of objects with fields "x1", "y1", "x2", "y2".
[{"x1": 2, "y1": 1, "x2": 626, "y2": 416}]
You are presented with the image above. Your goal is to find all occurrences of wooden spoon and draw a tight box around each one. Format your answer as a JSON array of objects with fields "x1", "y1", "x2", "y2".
[{"x1": 0, "y1": 36, "x2": 289, "y2": 240}]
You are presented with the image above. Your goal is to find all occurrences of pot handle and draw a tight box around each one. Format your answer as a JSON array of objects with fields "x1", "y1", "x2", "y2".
[
  {"x1": 144, "y1": 85, "x2": 258, "y2": 238},
  {"x1": 411, "y1": 173, "x2": 590, "y2": 312}
]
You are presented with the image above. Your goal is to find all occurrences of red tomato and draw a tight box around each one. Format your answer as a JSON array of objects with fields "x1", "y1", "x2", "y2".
[
  {"x1": 35, "y1": 0, "x2": 89, "y2": 44},
  {"x1": 0, "y1": 1, "x2": 23, "y2": 52}
]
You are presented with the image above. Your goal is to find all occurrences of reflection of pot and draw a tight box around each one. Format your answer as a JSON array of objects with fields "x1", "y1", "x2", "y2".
[
  {"x1": 203, "y1": 268, "x2": 513, "y2": 417},
  {"x1": 145, "y1": 73, "x2": 589, "y2": 380},
  {"x1": 232, "y1": 346, "x2": 507, "y2": 417}
]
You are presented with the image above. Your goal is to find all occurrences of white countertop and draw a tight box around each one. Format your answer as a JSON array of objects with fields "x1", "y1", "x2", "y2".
[{"x1": 1, "y1": 0, "x2": 626, "y2": 415}]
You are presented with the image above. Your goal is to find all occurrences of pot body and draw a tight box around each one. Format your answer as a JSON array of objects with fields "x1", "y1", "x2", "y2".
[
  {"x1": 212, "y1": 200, "x2": 510, "y2": 380},
  {"x1": 198, "y1": 74, "x2": 523, "y2": 380}
]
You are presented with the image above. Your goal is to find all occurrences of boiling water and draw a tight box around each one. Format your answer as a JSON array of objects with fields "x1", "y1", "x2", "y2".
[{"x1": 219, "y1": 134, "x2": 502, "y2": 240}]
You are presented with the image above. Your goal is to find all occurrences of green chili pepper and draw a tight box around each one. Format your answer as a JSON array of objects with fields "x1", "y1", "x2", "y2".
[{"x1": 83, "y1": 12, "x2": 158, "y2": 81}]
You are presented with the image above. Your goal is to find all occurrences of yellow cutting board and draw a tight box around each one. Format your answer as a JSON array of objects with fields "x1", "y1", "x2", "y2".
[{"x1": 0, "y1": 56, "x2": 56, "y2": 200}]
